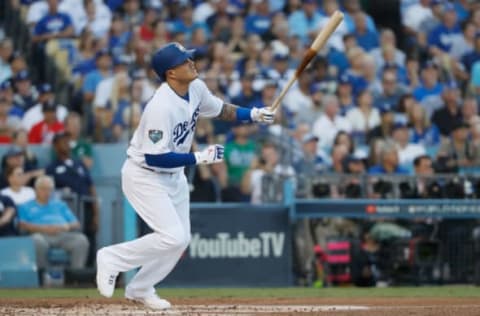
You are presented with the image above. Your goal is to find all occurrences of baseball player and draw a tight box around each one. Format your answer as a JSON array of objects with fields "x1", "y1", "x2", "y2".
[{"x1": 96, "y1": 42, "x2": 275, "y2": 310}]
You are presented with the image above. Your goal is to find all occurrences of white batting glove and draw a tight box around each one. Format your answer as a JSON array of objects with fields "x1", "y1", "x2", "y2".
[
  {"x1": 251, "y1": 107, "x2": 275, "y2": 124},
  {"x1": 194, "y1": 144, "x2": 224, "y2": 165}
]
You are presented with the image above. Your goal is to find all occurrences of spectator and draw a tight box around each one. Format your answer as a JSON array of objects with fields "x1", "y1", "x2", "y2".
[
  {"x1": 294, "y1": 133, "x2": 328, "y2": 176},
  {"x1": 0, "y1": 146, "x2": 44, "y2": 190},
  {"x1": 400, "y1": 155, "x2": 438, "y2": 199},
  {"x1": 287, "y1": 0, "x2": 322, "y2": 44},
  {"x1": 266, "y1": 52, "x2": 295, "y2": 91},
  {"x1": 427, "y1": 2, "x2": 462, "y2": 54},
  {"x1": 21, "y1": 83, "x2": 68, "y2": 132},
  {"x1": 316, "y1": 0, "x2": 349, "y2": 52},
  {"x1": 230, "y1": 72, "x2": 261, "y2": 109},
  {"x1": 282, "y1": 71, "x2": 313, "y2": 122},
  {"x1": 367, "y1": 102, "x2": 395, "y2": 144},
  {"x1": 0, "y1": 191, "x2": 16, "y2": 237},
  {"x1": 402, "y1": 0, "x2": 434, "y2": 36},
  {"x1": 12, "y1": 70, "x2": 38, "y2": 111},
  {"x1": 336, "y1": 74, "x2": 355, "y2": 115},
  {"x1": 0, "y1": 38, "x2": 13, "y2": 83},
  {"x1": 309, "y1": 56, "x2": 337, "y2": 96},
  {"x1": 344, "y1": 47, "x2": 369, "y2": 97},
  {"x1": 0, "y1": 96, "x2": 21, "y2": 142},
  {"x1": 408, "y1": 103, "x2": 441, "y2": 146},
  {"x1": 28, "y1": 101, "x2": 65, "y2": 144},
  {"x1": 73, "y1": 0, "x2": 112, "y2": 39},
  {"x1": 109, "y1": 14, "x2": 132, "y2": 58},
  {"x1": 461, "y1": 32, "x2": 480, "y2": 73},
  {"x1": 64, "y1": 112, "x2": 93, "y2": 170},
  {"x1": 343, "y1": 0, "x2": 376, "y2": 33},
  {"x1": 241, "y1": 142, "x2": 295, "y2": 204},
  {"x1": 11, "y1": 129, "x2": 40, "y2": 172},
  {"x1": 188, "y1": 142, "x2": 218, "y2": 202},
  {"x1": 313, "y1": 94, "x2": 352, "y2": 149},
  {"x1": 122, "y1": 0, "x2": 143, "y2": 28},
  {"x1": 353, "y1": 12, "x2": 379, "y2": 52},
  {"x1": 18, "y1": 175, "x2": 89, "y2": 270},
  {"x1": 463, "y1": 97, "x2": 480, "y2": 127},
  {"x1": 436, "y1": 121, "x2": 480, "y2": 172},
  {"x1": 333, "y1": 131, "x2": 356, "y2": 156},
  {"x1": 374, "y1": 68, "x2": 409, "y2": 110},
  {"x1": 71, "y1": 29, "x2": 97, "y2": 77},
  {"x1": 412, "y1": 61, "x2": 444, "y2": 118},
  {"x1": 223, "y1": 123, "x2": 257, "y2": 196},
  {"x1": 450, "y1": 19, "x2": 476, "y2": 61},
  {"x1": 46, "y1": 132, "x2": 99, "y2": 266},
  {"x1": 82, "y1": 49, "x2": 113, "y2": 105},
  {"x1": 31, "y1": 0, "x2": 74, "y2": 81},
  {"x1": 329, "y1": 143, "x2": 349, "y2": 173},
  {"x1": 431, "y1": 82, "x2": 463, "y2": 137},
  {"x1": 1, "y1": 166, "x2": 35, "y2": 206},
  {"x1": 391, "y1": 122, "x2": 427, "y2": 167},
  {"x1": 362, "y1": 54, "x2": 381, "y2": 95},
  {"x1": 346, "y1": 89, "x2": 381, "y2": 139},
  {"x1": 244, "y1": 0, "x2": 271, "y2": 37},
  {"x1": 368, "y1": 141, "x2": 410, "y2": 175},
  {"x1": 370, "y1": 28, "x2": 406, "y2": 70}
]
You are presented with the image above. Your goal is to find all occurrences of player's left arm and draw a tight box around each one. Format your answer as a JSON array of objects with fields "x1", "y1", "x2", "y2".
[{"x1": 216, "y1": 103, "x2": 275, "y2": 124}]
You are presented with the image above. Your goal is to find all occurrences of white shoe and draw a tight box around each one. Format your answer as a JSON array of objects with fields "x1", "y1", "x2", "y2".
[
  {"x1": 96, "y1": 250, "x2": 118, "y2": 298},
  {"x1": 125, "y1": 293, "x2": 171, "y2": 310}
]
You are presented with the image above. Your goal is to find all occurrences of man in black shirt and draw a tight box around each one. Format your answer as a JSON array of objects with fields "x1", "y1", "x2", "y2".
[
  {"x1": 431, "y1": 82, "x2": 462, "y2": 137},
  {"x1": 0, "y1": 194, "x2": 16, "y2": 236}
]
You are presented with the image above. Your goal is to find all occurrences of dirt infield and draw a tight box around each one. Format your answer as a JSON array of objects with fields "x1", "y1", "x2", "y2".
[{"x1": 1, "y1": 297, "x2": 480, "y2": 315}]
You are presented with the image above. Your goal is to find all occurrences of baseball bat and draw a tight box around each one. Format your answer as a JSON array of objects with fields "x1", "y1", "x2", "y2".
[{"x1": 270, "y1": 10, "x2": 344, "y2": 112}]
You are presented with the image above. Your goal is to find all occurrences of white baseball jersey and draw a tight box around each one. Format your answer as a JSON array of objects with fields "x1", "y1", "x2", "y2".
[{"x1": 126, "y1": 79, "x2": 223, "y2": 173}]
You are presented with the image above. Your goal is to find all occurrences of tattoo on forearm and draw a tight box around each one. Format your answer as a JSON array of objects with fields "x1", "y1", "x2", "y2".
[{"x1": 217, "y1": 103, "x2": 238, "y2": 121}]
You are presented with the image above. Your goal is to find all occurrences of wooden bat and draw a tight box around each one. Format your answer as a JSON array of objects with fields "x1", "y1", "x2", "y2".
[{"x1": 270, "y1": 10, "x2": 344, "y2": 112}]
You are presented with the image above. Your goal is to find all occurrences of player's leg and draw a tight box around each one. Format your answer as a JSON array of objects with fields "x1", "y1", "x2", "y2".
[
  {"x1": 96, "y1": 162, "x2": 188, "y2": 299},
  {"x1": 124, "y1": 174, "x2": 191, "y2": 298}
]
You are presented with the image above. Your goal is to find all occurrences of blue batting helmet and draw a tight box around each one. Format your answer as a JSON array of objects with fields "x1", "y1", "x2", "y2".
[{"x1": 151, "y1": 42, "x2": 195, "y2": 80}]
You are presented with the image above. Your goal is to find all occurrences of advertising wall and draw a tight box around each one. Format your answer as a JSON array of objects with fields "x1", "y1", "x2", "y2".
[{"x1": 162, "y1": 204, "x2": 292, "y2": 287}]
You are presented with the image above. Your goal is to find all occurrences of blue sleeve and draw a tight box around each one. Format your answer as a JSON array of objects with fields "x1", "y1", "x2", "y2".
[
  {"x1": 82, "y1": 73, "x2": 97, "y2": 93},
  {"x1": 17, "y1": 204, "x2": 29, "y2": 222},
  {"x1": 60, "y1": 201, "x2": 78, "y2": 224},
  {"x1": 145, "y1": 152, "x2": 197, "y2": 168},
  {"x1": 34, "y1": 19, "x2": 46, "y2": 36},
  {"x1": 236, "y1": 107, "x2": 253, "y2": 123}
]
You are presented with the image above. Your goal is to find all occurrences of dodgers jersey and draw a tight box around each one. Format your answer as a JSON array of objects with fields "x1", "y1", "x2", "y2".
[{"x1": 127, "y1": 79, "x2": 223, "y2": 173}]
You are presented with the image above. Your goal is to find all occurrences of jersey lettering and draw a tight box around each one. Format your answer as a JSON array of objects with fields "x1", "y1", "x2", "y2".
[{"x1": 173, "y1": 121, "x2": 189, "y2": 145}]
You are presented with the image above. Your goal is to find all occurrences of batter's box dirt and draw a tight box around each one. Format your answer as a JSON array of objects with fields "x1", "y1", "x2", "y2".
[{"x1": 1, "y1": 297, "x2": 480, "y2": 316}]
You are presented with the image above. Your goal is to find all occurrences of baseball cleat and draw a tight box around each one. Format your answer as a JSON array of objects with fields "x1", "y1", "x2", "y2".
[
  {"x1": 96, "y1": 249, "x2": 118, "y2": 298},
  {"x1": 125, "y1": 293, "x2": 172, "y2": 310}
]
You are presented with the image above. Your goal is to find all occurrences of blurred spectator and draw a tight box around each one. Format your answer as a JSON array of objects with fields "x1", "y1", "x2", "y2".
[
  {"x1": 427, "y1": 2, "x2": 462, "y2": 54},
  {"x1": 28, "y1": 101, "x2": 65, "y2": 144},
  {"x1": 71, "y1": 29, "x2": 97, "y2": 77},
  {"x1": 333, "y1": 131, "x2": 356, "y2": 156},
  {"x1": 230, "y1": 72, "x2": 261, "y2": 109},
  {"x1": 18, "y1": 175, "x2": 89, "y2": 270},
  {"x1": 8, "y1": 51, "x2": 28, "y2": 77},
  {"x1": 31, "y1": 0, "x2": 75, "y2": 81},
  {"x1": 373, "y1": 68, "x2": 409, "y2": 109},
  {"x1": 0, "y1": 96, "x2": 21, "y2": 142},
  {"x1": 313, "y1": 94, "x2": 352, "y2": 149},
  {"x1": 329, "y1": 143, "x2": 349, "y2": 173},
  {"x1": 282, "y1": 71, "x2": 313, "y2": 122},
  {"x1": 109, "y1": 14, "x2": 132, "y2": 58},
  {"x1": 13, "y1": 70, "x2": 38, "y2": 111},
  {"x1": 188, "y1": 143, "x2": 218, "y2": 203},
  {"x1": 0, "y1": 191, "x2": 16, "y2": 236},
  {"x1": 463, "y1": 97, "x2": 480, "y2": 127},
  {"x1": 72, "y1": 0, "x2": 112, "y2": 38},
  {"x1": 136, "y1": 7, "x2": 158, "y2": 42},
  {"x1": 122, "y1": 0, "x2": 143, "y2": 28},
  {"x1": 343, "y1": 0, "x2": 376, "y2": 33},
  {"x1": 64, "y1": 112, "x2": 93, "y2": 170},
  {"x1": 413, "y1": 61, "x2": 444, "y2": 118},
  {"x1": 344, "y1": 47, "x2": 369, "y2": 97},
  {"x1": 316, "y1": 0, "x2": 349, "y2": 52},
  {"x1": 82, "y1": 49, "x2": 113, "y2": 105},
  {"x1": 223, "y1": 123, "x2": 256, "y2": 197},
  {"x1": 368, "y1": 141, "x2": 410, "y2": 175},
  {"x1": 461, "y1": 32, "x2": 480, "y2": 74},
  {"x1": 294, "y1": 133, "x2": 328, "y2": 176},
  {"x1": 245, "y1": 0, "x2": 271, "y2": 37},
  {"x1": 1, "y1": 166, "x2": 35, "y2": 206},
  {"x1": 353, "y1": 12, "x2": 379, "y2": 52},
  {"x1": 362, "y1": 54, "x2": 381, "y2": 95},
  {"x1": 407, "y1": 103, "x2": 441, "y2": 146},
  {"x1": 0, "y1": 146, "x2": 44, "y2": 190},
  {"x1": 436, "y1": 121, "x2": 480, "y2": 172},
  {"x1": 336, "y1": 74, "x2": 355, "y2": 115},
  {"x1": 450, "y1": 19, "x2": 476, "y2": 61},
  {"x1": 431, "y1": 82, "x2": 463, "y2": 137},
  {"x1": 371, "y1": 28, "x2": 406, "y2": 70},
  {"x1": 46, "y1": 132, "x2": 98, "y2": 266},
  {"x1": 346, "y1": 89, "x2": 381, "y2": 138},
  {"x1": 241, "y1": 142, "x2": 295, "y2": 204},
  {"x1": 367, "y1": 102, "x2": 395, "y2": 144},
  {"x1": 287, "y1": 0, "x2": 322, "y2": 44},
  {"x1": 0, "y1": 38, "x2": 13, "y2": 83},
  {"x1": 21, "y1": 83, "x2": 68, "y2": 132},
  {"x1": 309, "y1": 56, "x2": 337, "y2": 95},
  {"x1": 402, "y1": 0, "x2": 434, "y2": 36},
  {"x1": 400, "y1": 155, "x2": 439, "y2": 199},
  {"x1": 11, "y1": 129, "x2": 40, "y2": 172},
  {"x1": 391, "y1": 122, "x2": 426, "y2": 167}
]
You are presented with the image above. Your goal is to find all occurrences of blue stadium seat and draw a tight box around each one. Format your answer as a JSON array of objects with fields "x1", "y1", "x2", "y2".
[{"x1": 0, "y1": 237, "x2": 39, "y2": 288}]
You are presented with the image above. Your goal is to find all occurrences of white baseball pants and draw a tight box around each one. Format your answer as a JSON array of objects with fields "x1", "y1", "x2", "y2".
[{"x1": 99, "y1": 159, "x2": 190, "y2": 298}]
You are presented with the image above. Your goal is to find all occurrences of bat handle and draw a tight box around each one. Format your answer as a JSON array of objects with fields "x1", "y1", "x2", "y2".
[{"x1": 270, "y1": 75, "x2": 298, "y2": 112}]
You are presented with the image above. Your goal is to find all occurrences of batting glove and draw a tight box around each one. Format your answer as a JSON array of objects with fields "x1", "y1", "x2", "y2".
[
  {"x1": 251, "y1": 107, "x2": 275, "y2": 124},
  {"x1": 194, "y1": 144, "x2": 224, "y2": 165}
]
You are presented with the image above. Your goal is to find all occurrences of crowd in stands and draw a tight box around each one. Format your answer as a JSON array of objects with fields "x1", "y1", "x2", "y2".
[{"x1": 1, "y1": 0, "x2": 480, "y2": 285}]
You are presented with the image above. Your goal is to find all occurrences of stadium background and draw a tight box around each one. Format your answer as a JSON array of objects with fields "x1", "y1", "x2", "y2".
[{"x1": 1, "y1": 0, "x2": 480, "y2": 314}]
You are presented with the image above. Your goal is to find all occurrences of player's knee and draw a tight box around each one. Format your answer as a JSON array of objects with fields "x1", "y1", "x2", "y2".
[{"x1": 164, "y1": 230, "x2": 190, "y2": 251}]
